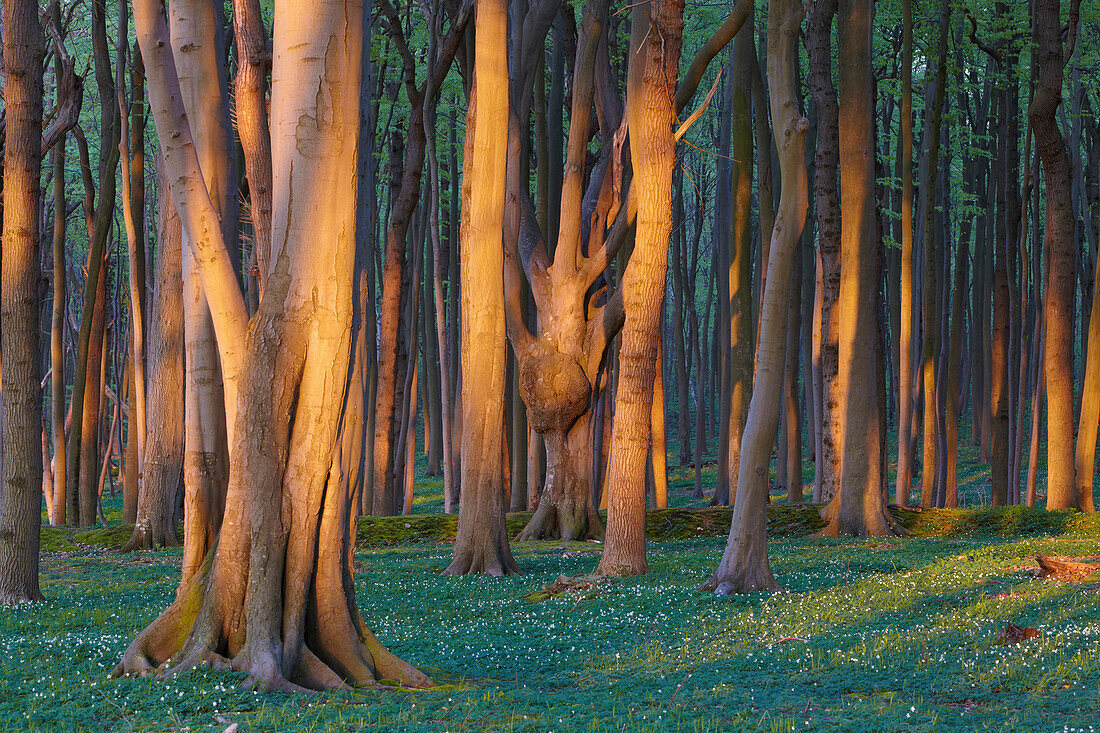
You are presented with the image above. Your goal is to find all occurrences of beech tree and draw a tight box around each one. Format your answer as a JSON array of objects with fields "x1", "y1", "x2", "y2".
[
  {"x1": 702, "y1": 0, "x2": 807, "y2": 593},
  {"x1": 597, "y1": 0, "x2": 685, "y2": 577},
  {"x1": 0, "y1": 0, "x2": 45, "y2": 604},
  {"x1": 445, "y1": 0, "x2": 519, "y2": 577},
  {"x1": 116, "y1": 0, "x2": 429, "y2": 690}
]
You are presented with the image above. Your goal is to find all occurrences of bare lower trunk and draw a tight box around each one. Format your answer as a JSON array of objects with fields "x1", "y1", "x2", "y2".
[
  {"x1": 0, "y1": 0, "x2": 45, "y2": 602},
  {"x1": 124, "y1": 167, "x2": 184, "y2": 552},
  {"x1": 820, "y1": 0, "x2": 902, "y2": 538},
  {"x1": 703, "y1": 0, "x2": 804, "y2": 591},
  {"x1": 445, "y1": 0, "x2": 519, "y2": 576}
]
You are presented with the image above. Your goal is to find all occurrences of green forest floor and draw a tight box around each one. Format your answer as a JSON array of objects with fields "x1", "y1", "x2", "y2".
[
  {"x1": 8, "y1": 430, "x2": 1100, "y2": 731},
  {"x1": 7, "y1": 500, "x2": 1100, "y2": 732}
]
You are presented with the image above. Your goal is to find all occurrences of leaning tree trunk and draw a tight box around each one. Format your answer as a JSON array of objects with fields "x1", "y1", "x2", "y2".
[
  {"x1": 117, "y1": 0, "x2": 428, "y2": 691},
  {"x1": 820, "y1": 0, "x2": 903, "y2": 537},
  {"x1": 172, "y1": 0, "x2": 234, "y2": 583},
  {"x1": 123, "y1": 166, "x2": 185, "y2": 552},
  {"x1": 701, "y1": 0, "x2": 805, "y2": 593},
  {"x1": 597, "y1": 0, "x2": 683, "y2": 577},
  {"x1": 444, "y1": 0, "x2": 519, "y2": 577},
  {"x1": 0, "y1": 0, "x2": 45, "y2": 604}
]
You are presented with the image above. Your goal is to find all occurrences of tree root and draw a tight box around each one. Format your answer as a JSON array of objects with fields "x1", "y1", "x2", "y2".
[
  {"x1": 517, "y1": 499, "x2": 603, "y2": 541},
  {"x1": 443, "y1": 546, "x2": 520, "y2": 576},
  {"x1": 120, "y1": 524, "x2": 182, "y2": 553},
  {"x1": 699, "y1": 565, "x2": 780, "y2": 595},
  {"x1": 816, "y1": 495, "x2": 911, "y2": 538}
]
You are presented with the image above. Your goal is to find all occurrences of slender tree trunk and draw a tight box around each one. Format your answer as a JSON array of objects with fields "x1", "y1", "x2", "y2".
[
  {"x1": 50, "y1": 38, "x2": 69, "y2": 525},
  {"x1": 704, "y1": 0, "x2": 806, "y2": 594},
  {"x1": 918, "y1": 0, "x2": 950, "y2": 508},
  {"x1": 123, "y1": 165, "x2": 185, "y2": 551},
  {"x1": 894, "y1": 0, "x2": 915, "y2": 507},
  {"x1": 598, "y1": 0, "x2": 683, "y2": 577},
  {"x1": 172, "y1": 0, "x2": 235, "y2": 582},
  {"x1": 445, "y1": 0, "x2": 519, "y2": 576}
]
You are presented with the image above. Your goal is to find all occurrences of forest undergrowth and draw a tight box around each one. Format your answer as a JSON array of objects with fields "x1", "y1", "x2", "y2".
[{"x1": 6, "y1": 432, "x2": 1100, "y2": 732}]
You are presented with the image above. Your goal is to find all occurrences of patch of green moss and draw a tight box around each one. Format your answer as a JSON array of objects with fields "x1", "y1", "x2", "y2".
[
  {"x1": 38, "y1": 527, "x2": 79, "y2": 553},
  {"x1": 74, "y1": 525, "x2": 135, "y2": 550}
]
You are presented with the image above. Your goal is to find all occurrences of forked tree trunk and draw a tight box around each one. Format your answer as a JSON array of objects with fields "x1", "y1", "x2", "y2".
[
  {"x1": 702, "y1": 0, "x2": 805, "y2": 593},
  {"x1": 444, "y1": 0, "x2": 519, "y2": 577},
  {"x1": 118, "y1": 0, "x2": 428, "y2": 691},
  {"x1": 820, "y1": 0, "x2": 902, "y2": 537},
  {"x1": 0, "y1": 0, "x2": 45, "y2": 603},
  {"x1": 513, "y1": 0, "x2": 611, "y2": 542},
  {"x1": 123, "y1": 167, "x2": 185, "y2": 552}
]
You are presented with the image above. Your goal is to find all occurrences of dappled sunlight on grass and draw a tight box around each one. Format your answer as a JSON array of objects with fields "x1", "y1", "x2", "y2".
[{"x1": 3, "y1": 516, "x2": 1098, "y2": 731}]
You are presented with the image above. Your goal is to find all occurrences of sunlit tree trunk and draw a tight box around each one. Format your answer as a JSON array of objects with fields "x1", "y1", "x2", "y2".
[
  {"x1": 0, "y1": 0, "x2": 45, "y2": 603},
  {"x1": 597, "y1": 0, "x2": 683, "y2": 577},
  {"x1": 119, "y1": 0, "x2": 428, "y2": 691},
  {"x1": 172, "y1": 0, "x2": 235, "y2": 582},
  {"x1": 1031, "y1": 0, "x2": 1080, "y2": 510},
  {"x1": 444, "y1": 0, "x2": 519, "y2": 577},
  {"x1": 821, "y1": 0, "x2": 902, "y2": 537},
  {"x1": 806, "y1": 0, "x2": 842, "y2": 502}
]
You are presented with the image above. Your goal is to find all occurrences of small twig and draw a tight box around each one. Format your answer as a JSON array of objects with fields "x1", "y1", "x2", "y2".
[
  {"x1": 774, "y1": 636, "x2": 808, "y2": 644},
  {"x1": 674, "y1": 70, "x2": 722, "y2": 143}
]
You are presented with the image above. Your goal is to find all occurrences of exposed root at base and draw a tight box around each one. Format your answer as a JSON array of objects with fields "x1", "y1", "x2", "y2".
[
  {"x1": 516, "y1": 500, "x2": 603, "y2": 542},
  {"x1": 699, "y1": 566, "x2": 780, "y2": 596}
]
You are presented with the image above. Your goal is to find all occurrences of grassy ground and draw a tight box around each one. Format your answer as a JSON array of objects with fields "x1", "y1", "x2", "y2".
[
  {"x1": 5, "y1": 499, "x2": 1100, "y2": 732},
  {"x1": 7, "y1": 424, "x2": 1098, "y2": 731}
]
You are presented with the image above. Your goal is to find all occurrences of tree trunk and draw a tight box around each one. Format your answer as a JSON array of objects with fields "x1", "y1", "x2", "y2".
[
  {"x1": 820, "y1": 0, "x2": 901, "y2": 537},
  {"x1": 894, "y1": 0, "x2": 915, "y2": 507},
  {"x1": 806, "y1": 0, "x2": 842, "y2": 503},
  {"x1": 702, "y1": 0, "x2": 805, "y2": 594},
  {"x1": 172, "y1": 0, "x2": 235, "y2": 583},
  {"x1": 0, "y1": 0, "x2": 45, "y2": 603},
  {"x1": 444, "y1": 0, "x2": 519, "y2": 577},
  {"x1": 1031, "y1": 0, "x2": 1079, "y2": 510},
  {"x1": 50, "y1": 29, "x2": 69, "y2": 525},
  {"x1": 231, "y1": 0, "x2": 272, "y2": 299},
  {"x1": 597, "y1": 0, "x2": 683, "y2": 578},
  {"x1": 118, "y1": 0, "x2": 428, "y2": 691},
  {"x1": 123, "y1": 165, "x2": 185, "y2": 552}
]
